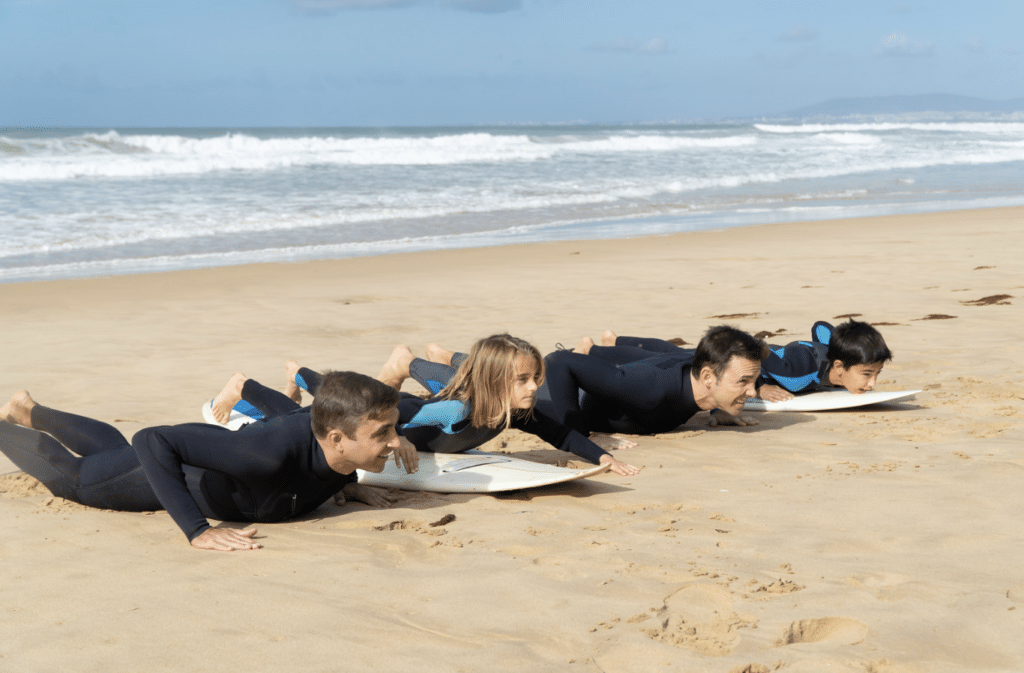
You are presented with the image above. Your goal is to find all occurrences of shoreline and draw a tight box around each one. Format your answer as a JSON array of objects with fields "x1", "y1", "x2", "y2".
[
  {"x1": 2, "y1": 204, "x2": 1023, "y2": 672},
  {"x1": 4, "y1": 199, "x2": 1024, "y2": 286}
]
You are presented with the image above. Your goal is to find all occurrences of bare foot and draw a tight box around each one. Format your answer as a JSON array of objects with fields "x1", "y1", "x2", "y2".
[
  {"x1": 1, "y1": 390, "x2": 37, "y2": 428},
  {"x1": 601, "y1": 330, "x2": 617, "y2": 347},
  {"x1": 211, "y1": 373, "x2": 247, "y2": 424},
  {"x1": 283, "y1": 360, "x2": 303, "y2": 404},
  {"x1": 424, "y1": 343, "x2": 454, "y2": 366},
  {"x1": 589, "y1": 432, "x2": 638, "y2": 451},
  {"x1": 378, "y1": 345, "x2": 414, "y2": 390},
  {"x1": 574, "y1": 336, "x2": 594, "y2": 355}
]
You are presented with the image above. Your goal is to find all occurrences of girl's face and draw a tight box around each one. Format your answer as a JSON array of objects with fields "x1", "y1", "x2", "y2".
[{"x1": 510, "y1": 353, "x2": 541, "y2": 410}]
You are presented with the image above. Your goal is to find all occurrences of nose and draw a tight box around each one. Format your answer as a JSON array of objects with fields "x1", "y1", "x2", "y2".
[
  {"x1": 386, "y1": 432, "x2": 400, "y2": 449},
  {"x1": 527, "y1": 379, "x2": 539, "y2": 394},
  {"x1": 865, "y1": 376, "x2": 877, "y2": 391},
  {"x1": 744, "y1": 380, "x2": 757, "y2": 399}
]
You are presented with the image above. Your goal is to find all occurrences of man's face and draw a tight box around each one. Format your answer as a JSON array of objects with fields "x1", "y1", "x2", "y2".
[
  {"x1": 833, "y1": 361, "x2": 884, "y2": 394},
  {"x1": 511, "y1": 353, "x2": 541, "y2": 410},
  {"x1": 707, "y1": 356, "x2": 761, "y2": 414},
  {"x1": 341, "y1": 408, "x2": 401, "y2": 473}
]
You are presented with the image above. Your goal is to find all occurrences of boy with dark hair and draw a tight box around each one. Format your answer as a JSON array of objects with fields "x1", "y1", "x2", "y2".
[{"x1": 755, "y1": 319, "x2": 893, "y2": 402}]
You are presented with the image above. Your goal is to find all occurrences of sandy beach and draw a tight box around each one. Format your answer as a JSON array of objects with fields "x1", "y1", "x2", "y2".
[{"x1": 2, "y1": 206, "x2": 1022, "y2": 673}]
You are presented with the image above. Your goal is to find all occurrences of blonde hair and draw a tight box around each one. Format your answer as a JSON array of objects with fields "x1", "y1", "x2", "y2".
[{"x1": 439, "y1": 334, "x2": 544, "y2": 429}]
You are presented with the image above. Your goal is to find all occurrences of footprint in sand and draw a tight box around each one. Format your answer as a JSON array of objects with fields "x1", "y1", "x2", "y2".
[
  {"x1": 774, "y1": 617, "x2": 867, "y2": 646},
  {"x1": 645, "y1": 584, "x2": 756, "y2": 656}
]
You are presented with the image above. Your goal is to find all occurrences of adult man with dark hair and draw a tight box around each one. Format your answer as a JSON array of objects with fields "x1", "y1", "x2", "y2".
[
  {"x1": 540, "y1": 325, "x2": 768, "y2": 436},
  {"x1": 0, "y1": 371, "x2": 401, "y2": 552}
]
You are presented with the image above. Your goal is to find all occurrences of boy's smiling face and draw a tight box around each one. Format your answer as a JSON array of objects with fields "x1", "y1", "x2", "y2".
[{"x1": 832, "y1": 361, "x2": 885, "y2": 394}]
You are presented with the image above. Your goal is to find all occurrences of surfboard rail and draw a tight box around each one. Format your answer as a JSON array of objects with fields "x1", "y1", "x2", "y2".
[
  {"x1": 743, "y1": 389, "x2": 922, "y2": 412},
  {"x1": 358, "y1": 450, "x2": 611, "y2": 493}
]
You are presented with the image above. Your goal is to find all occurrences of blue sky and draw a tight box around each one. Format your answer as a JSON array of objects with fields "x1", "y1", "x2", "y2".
[{"x1": 1, "y1": 0, "x2": 1021, "y2": 127}]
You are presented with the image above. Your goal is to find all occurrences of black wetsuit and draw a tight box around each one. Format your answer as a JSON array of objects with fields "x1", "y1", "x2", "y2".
[
  {"x1": 541, "y1": 349, "x2": 701, "y2": 436},
  {"x1": 757, "y1": 322, "x2": 835, "y2": 393},
  {"x1": 240, "y1": 365, "x2": 609, "y2": 465},
  {"x1": 607, "y1": 324, "x2": 836, "y2": 395},
  {"x1": 409, "y1": 351, "x2": 701, "y2": 437},
  {"x1": 0, "y1": 405, "x2": 354, "y2": 543}
]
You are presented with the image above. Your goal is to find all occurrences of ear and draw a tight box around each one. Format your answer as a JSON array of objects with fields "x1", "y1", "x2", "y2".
[
  {"x1": 699, "y1": 365, "x2": 717, "y2": 386},
  {"x1": 831, "y1": 360, "x2": 846, "y2": 374},
  {"x1": 321, "y1": 428, "x2": 348, "y2": 454}
]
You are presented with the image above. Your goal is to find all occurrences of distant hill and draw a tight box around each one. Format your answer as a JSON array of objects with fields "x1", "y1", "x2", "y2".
[{"x1": 778, "y1": 94, "x2": 1024, "y2": 119}]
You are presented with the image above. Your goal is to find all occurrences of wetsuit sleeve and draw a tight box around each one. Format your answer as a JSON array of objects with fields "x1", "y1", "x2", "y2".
[
  {"x1": 511, "y1": 409, "x2": 610, "y2": 465},
  {"x1": 759, "y1": 342, "x2": 824, "y2": 393},
  {"x1": 132, "y1": 423, "x2": 282, "y2": 542}
]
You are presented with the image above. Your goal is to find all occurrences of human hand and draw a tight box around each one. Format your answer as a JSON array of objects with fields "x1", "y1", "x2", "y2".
[
  {"x1": 393, "y1": 437, "x2": 419, "y2": 474},
  {"x1": 758, "y1": 384, "x2": 793, "y2": 402},
  {"x1": 708, "y1": 410, "x2": 760, "y2": 427},
  {"x1": 338, "y1": 483, "x2": 394, "y2": 508},
  {"x1": 190, "y1": 527, "x2": 260, "y2": 552},
  {"x1": 589, "y1": 432, "x2": 639, "y2": 451},
  {"x1": 600, "y1": 454, "x2": 641, "y2": 476}
]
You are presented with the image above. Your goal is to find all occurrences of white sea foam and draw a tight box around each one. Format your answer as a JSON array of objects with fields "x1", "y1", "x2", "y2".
[
  {"x1": 755, "y1": 121, "x2": 1024, "y2": 135},
  {"x1": 4, "y1": 122, "x2": 1024, "y2": 282},
  {"x1": 0, "y1": 130, "x2": 761, "y2": 182}
]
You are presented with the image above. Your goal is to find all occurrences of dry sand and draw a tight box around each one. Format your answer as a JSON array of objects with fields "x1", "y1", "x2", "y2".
[{"x1": 1, "y1": 206, "x2": 1022, "y2": 673}]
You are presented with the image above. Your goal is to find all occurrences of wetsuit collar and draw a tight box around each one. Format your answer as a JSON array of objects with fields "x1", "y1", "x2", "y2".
[{"x1": 311, "y1": 439, "x2": 340, "y2": 479}]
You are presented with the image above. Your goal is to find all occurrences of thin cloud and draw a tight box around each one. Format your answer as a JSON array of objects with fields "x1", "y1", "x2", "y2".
[
  {"x1": 778, "y1": 24, "x2": 817, "y2": 42},
  {"x1": 588, "y1": 37, "x2": 669, "y2": 54},
  {"x1": 288, "y1": 0, "x2": 521, "y2": 12},
  {"x1": 876, "y1": 32, "x2": 933, "y2": 57}
]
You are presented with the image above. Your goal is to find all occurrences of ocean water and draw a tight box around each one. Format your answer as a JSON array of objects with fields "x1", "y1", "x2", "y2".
[{"x1": 2, "y1": 121, "x2": 1024, "y2": 283}]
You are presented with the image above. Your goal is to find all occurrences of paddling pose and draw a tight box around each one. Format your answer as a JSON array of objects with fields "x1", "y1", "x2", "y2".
[
  {"x1": 208, "y1": 334, "x2": 640, "y2": 477},
  {"x1": 408, "y1": 325, "x2": 768, "y2": 435},
  {"x1": 595, "y1": 319, "x2": 892, "y2": 403},
  {"x1": 538, "y1": 325, "x2": 768, "y2": 435},
  {"x1": 0, "y1": 372, "x2": 401, "y2": 552}
]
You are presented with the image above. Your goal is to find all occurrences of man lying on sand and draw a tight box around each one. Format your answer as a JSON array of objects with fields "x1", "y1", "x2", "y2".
[
  {"x1": 0, "y1": 372, "x2": 400, "y2": 552},
  {"x1": 541, "y1": 325, "x2": 768, "y2": 434}
]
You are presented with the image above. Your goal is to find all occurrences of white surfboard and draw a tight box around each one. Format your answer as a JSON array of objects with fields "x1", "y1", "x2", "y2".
[
  {"x1": 743, "y1": 389, "x2": 922, "y2": 412},
  {"x1": 201, "y1": 400, "x2": 258, "y2": 431},
  {"x1": 357, "y1": 450, "x2": 611, "y2": 493}
]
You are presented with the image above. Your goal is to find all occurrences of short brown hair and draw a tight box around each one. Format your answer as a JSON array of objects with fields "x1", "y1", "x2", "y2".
[
  {"x1": 440, "y1": 334, "x2": 544, "y2": 429},
  {"x1": 692, "y1": 325, "x2": 768, "y2": 378},
  {"x1": 311, "y1": 371, "x2": 400, "y2": 439}
]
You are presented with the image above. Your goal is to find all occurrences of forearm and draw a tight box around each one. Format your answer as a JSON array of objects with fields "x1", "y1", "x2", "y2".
[{"x1": 131, "y1": 427, "x2": 213, "y2": 542}]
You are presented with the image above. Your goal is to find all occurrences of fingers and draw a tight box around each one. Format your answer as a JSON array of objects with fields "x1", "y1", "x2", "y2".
[
  {"x1": 739, "y1": 415, "x2": 759, "y2": 426},
  {"x1": 609, "y1": 460, "x2": 641, "y2": 476},
  {"x1": 395, "y1": 450, "x2": 417, "y2": 474},
  {"x1": 708, "y1": 415, "x2": 719, "y2": 427},
  {"x1": 191, "y1": 528, "x2": 261, "y2": 552}
]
